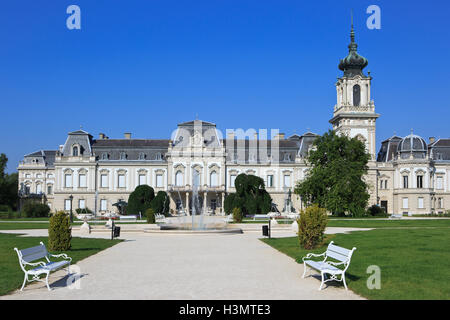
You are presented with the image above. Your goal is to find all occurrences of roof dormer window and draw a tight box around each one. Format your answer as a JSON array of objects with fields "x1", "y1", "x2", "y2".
[
  {"x1": 138, "y1": 152, "x2": 146, "y2": 160},
  {"x1": 120, "y1": 152, "x2": 127, "y2": 160},
  {"x1": 72, "y1": 146, "x2": 79, "y2": 156}
]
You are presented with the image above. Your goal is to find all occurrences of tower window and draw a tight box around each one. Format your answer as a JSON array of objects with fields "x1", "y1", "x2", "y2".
[
  {"x1": 73, "y1": 146, "x2": 79, "y2": 156},
  {"x1": 353, "y1": 84, "x2": 361, "y2": 106}
]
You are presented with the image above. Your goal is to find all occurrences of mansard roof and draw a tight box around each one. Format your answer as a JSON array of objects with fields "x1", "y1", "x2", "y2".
[
  {"x1": 92, "y1": 139, "x2": 170, "y2": 148},
  {"x1": 377, "y1": 135, "x2": 402, "y2": 162},
  {"x1": 23, "y1": 150, "x2": 57, "y2": 167}
]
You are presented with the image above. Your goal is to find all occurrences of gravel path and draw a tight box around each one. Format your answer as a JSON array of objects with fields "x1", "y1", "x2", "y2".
[{"x1": 1, "y1": 228, "x2": 365, "y2": 300}]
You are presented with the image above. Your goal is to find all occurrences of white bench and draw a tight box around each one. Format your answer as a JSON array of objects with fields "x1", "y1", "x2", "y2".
[
  {"x1": 14, "y1": 242, "x2": 72, "y2": 291},
  {"x1": 119, "y1": 215, "x2": 137, "y2": 221},
  {"x1": 155, "y1": 213, "x2": 166, "y2": 222},
  {"x1": 302, "y1": 241, "x2": 356, "y2": 290},
  {"x1": 389, "y1": 213, "x2": 402, "y2": 219},
  {"x1": 223, "y1": 214, "x2": 233, "y2": 223},
  {"x1": 253, "y1": 214, "x2": 270, "y2": 220}
]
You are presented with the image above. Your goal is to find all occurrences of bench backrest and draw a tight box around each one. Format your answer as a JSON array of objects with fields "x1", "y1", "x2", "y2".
[
  {"x1": 14, "y1": 242, "x2": 49, "y2": 271},
  {"x1": 325, "y1": 241, "x2": 356, "y2": 269}
]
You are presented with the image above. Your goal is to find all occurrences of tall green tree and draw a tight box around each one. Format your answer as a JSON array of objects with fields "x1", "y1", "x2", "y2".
[
  {"x1": 0, "y1": 154, "x2": 19, "y2": 210},
  {"x1": 127, "y1": 185, "x2": 155, "y2": 216},
  {"x1": 294, "y1": 130, "x2": 370, "y2": 216},
  {"x1": 224, "y1": 173, "x2": 272, "y2": 215}
]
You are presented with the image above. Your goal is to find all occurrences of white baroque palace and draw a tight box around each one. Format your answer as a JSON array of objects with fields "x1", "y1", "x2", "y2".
[{"x1": 17, "y1": 26, "x2": 450, "y2": 216}]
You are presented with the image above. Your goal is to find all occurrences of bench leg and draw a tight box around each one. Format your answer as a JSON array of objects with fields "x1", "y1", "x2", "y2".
[
  {"x1": 302, "y1": 262, "x2": 307, "y2": 278},
  {"x1": 319, "y1": 272, "x2": 325, "y2": 290},
  {"x1": 45, "y1": 272, "x2": 51, "y2": 291},
  {"x1": 20, "y1": 273, "x2": 28, "y2": 291},
  {"x1": 342, "y1": 273, "x2": 348, "y2": 290}
]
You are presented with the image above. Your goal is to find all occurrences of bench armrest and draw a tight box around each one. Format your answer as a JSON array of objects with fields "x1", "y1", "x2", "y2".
[
  {"x1": 49, "y1": 253, "x2": 72, "y2": 262},
  {"x1": 23, "y1": 261, "x2": 47, "y2": 267},
  {"x1": 302, "y1": 252, "x2": 326, "y2": 262}
]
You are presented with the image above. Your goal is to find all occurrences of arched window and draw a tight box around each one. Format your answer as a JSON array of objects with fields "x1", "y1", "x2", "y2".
[
  {"x1": 210, "y1": 171, "x2": 218, "y2": 187},
  {"x1": 72, "y1": 146, "x2": 79, "y2": 156},
  {"x1": 138, "y1": 152, "x2": 146, "y2": 160},
  {"x1": 120, "y1": 152, "x2": 127, "y2": 160},
  {"x1": 353, "y1": 84, "x2": 361, "y2": 106},
  {"x1": 175, "y1": 171, "x2": 183, "y2": 186}
]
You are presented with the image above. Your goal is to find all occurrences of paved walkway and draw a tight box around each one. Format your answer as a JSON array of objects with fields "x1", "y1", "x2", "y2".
[{"x1": 1, "y1": 229, "x2": 364, "y2": 300}]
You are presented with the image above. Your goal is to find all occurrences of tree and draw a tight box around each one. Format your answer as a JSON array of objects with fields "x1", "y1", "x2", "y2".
[
  {"x1": 151, "y1": 191, "x2": 170, "y2": 216},
  {"x1": 0, "y1": 154, "x2": 19, "y2": 210},
  {"x1": 224, "y1": 173, "x2": 272, "y2": 215},
  {"x1": 294, "y1": 130, "x2": 370, "y2": 216},
  {"x1": 127, "y1": 185, "x2": 155, "y2": 216}
]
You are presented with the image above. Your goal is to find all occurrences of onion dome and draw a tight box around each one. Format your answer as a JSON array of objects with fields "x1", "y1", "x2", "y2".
[
  {"x1": 397, "y1": 131, "x2": 428, "y2": 159},
  {"x1": 338, "y1": 24, "x2": 368, "y2": 77}
]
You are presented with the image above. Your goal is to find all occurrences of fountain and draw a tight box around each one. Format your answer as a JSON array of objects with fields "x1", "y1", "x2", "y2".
[{"x1": 157, "y1": 170, "x2": 242, "y2": 234}]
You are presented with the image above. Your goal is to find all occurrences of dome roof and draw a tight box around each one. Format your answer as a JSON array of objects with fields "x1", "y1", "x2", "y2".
[
  {"x1": 338, "y1": 25, "x2": 368, "y2": 77},
  {"x1": 397, "y1": 133, "x2": 427, "y2": 153}
]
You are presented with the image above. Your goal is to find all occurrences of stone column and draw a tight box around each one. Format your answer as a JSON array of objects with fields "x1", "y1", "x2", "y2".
[
  {"x1": 186, "y1": 192, "x2": 190, "y2": 216},
  {"x1": 221, "y1": 192, "x2": 225, "y2": 215}
]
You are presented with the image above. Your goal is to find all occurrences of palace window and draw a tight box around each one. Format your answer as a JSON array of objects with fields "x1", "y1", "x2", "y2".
[
  {"x1": 267, "y1": 175, "x2": 274, "y2": 188},
  {"x1": 418, "y1": 197, "x2": 424, "y2": 209},
  {"x1": 139, "y1": 174, "x2": 146, "y2": 186},
  {"x1": 36, "y1": 184, "x2": 42, "y2": 194},
  {"x1": 101, "y1": 153, "x2": 108, "y2": 160},
  {"x1": 120, "y1": 152, "x2": 127, "y2": 160},
  {"x1": 100, "y1": 199, "x2": 107, "y2": 211},
  {"x1": 25, "y1": 174, "x2": 31, "y2": 179},
  {"x1": 65, "y1": 174, "x2": 73, "y2": 188},
  {"x1": 283, "y1": 174, "x2": 291, "y2": 188},
  {"x1": 230, "y1": 174, "x2": 236, "y2": 188},
  {"x1": 156, "y1": 174, "x2": 163, "y2": 188},
  {"x1": 175, "y1": 171, "x2": 183, "y2": 186},
  {"x1": 47, "y1": 185, "x2": 53, "y2": 195},
  {"x1": 72, "y1": 146, "x2": 79, "y2": 156},
  {"x1": 65, "y1": 199, "x2": 72, "y2": 211},
  {"x1": 79, "y1": 174, "x2": 87, "y2": 188},
  {"x1": 438, "y1": 198, "x2": 443, "y2": 209},
  {"x1": 79, "y1": 199, "x2": 86, "y2": 209},
  {"x1": 417, "y1": 175, "x2": 423, "y2": 189},
  {"x1": 101, "y1": 174, "x2": 108, "y2": 188},
  {"x1": 353, "y1": 84, "x2": 361, "y2": 106},
  {"x1": 436, "y1": 176, "x2": 443, "y2": 189},
  {"x1": 118, "y1": 174, "x2": 126, "y2": 188},
  {"x1": 402, "y1": 197, "x2": 409, "y2": 209},
  {"x1": 138, "y1": 153, "x2": 146, "y2": 160},
  {"x1": 210, "y1": 171, "x2": 218, "y2": 187},
  {"x1": 155, "y1": 153, "x2": 162, "y2": 161},
  {"x1": 403, "y1": 176, "x2": 409, "y2": 189}
]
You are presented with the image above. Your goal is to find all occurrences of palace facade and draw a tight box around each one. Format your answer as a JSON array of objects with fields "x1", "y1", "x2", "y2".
[{"x1": 17, "y1": 26, "x2": 450, "y2": 216}]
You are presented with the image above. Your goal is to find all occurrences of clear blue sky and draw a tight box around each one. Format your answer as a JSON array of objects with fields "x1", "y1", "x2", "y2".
[{"x1": 1, "y1": 0, "x2": 449, "y2": 173}]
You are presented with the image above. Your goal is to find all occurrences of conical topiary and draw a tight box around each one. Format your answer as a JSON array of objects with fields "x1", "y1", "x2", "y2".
[{"x1": 48, "y1": 211, "x2": 72, "y2": 251}]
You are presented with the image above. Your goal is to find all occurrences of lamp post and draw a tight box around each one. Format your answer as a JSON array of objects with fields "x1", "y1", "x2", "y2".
[{"x1": 69, "y1": 195, "x2": 74, "y2": 223}]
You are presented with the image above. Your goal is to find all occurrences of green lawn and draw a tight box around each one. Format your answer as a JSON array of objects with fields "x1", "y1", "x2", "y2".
[
  {"x1": 0, "y1": 232, "x2": 121, "y2": 296},
  {"x1": 327, "y1": 219, "x2": 450, "y2": 228},
  {"x1": 261, "y1": 227, "x2": 450, "y2": 299}
]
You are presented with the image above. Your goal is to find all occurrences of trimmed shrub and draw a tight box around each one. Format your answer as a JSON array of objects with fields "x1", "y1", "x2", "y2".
[
  {"x1": 76, "y1": 207, "x2": 93, "y2": 214},
  {"x1": 151, "y1": 191, "x2": 170, "y2": 216},
  {"x1": 146, "y1": 207, "x2": 156, "y2": 224},
  {"x1": 232, "y1": 207, "x2": 243, "y2": 223},
  {"x1": 367, "y1": 204, "x2": 387, "y2": 217},
  {"x1": 127, "y1": 185, "x2": 155, "y2": 216},
  {"x1": 22, "y1": 202, "x2": 50, "y2": 218},
  {"x1": 48, "y1": 211, "x2": 72, "y2": 251},
  {"x1": 297, "y1": 204, "x2": 328, "y2": 249}
]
